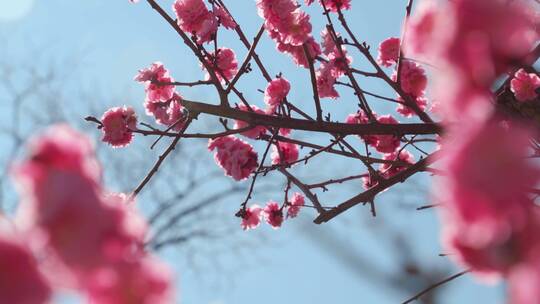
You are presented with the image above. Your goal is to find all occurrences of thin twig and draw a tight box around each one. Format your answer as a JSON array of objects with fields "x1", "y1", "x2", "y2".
[{"x1": 401, "y1": 270, "x2": 470, "y2": 304}]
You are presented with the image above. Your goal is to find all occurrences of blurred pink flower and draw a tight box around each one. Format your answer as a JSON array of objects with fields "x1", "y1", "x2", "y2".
[{"x1": 0, "y1": 235, "x2": 51, "y2": 304}]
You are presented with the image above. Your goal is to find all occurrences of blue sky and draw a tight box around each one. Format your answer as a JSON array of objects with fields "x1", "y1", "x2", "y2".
[{"x1": 0, "y1": 1, "x2": 506, "y2": 303}]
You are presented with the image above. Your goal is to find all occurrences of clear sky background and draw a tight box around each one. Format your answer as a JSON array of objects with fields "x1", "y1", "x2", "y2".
[{"x1": 0, "y1": 0, "x2": 506, "y2": 303}]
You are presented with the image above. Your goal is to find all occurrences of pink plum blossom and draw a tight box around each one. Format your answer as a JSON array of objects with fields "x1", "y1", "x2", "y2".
[
  {"x1": 173, "y1": 0, "x2": 218, "y2": 44},
  {"x1": 259, "y1": 1, "x2": 321, "y2": 68},
  {"x1": 373, "y1": 115, "x2": 401, "y2": 154},
  {"x1": 208, "y1": 136, "x2": 258, "y2": 181},
  {"x1": 377, "y1": 37, "x2": 401, "y2": 67},
  {"x1": 380, "y1": 150, "x2": 414, "y2": 178},
  {"x1": 257, "y1": 0, "x2": 313, "y2": 46},
  {"x1": 392, "y1": 60, "x2": 427, "y2": 98},
  {"x1": 396, "y1": 96, "x2": 428, "y2": 118},
  {"x1": 306, "y1": 0, "x2": 351, "y2": 12},
  {"x1": 442, "y1": 208, "x2": 540, "y2": 280},
  {"x1": 145, "y1": 93, "x2": 187, "y2": 131},
  {"x1": 287, "y1": 192, "x2": 304, "y2": 218},
  {"x1": 101, "y1": 106, "x2": 137, "y2": 148},
  {"x1": 213, "y1": 6, "x2": 237, "y2": 30},
  {"x1": 263, "y1": 201, "x2": 284, "y2": 229},
  {"x1": 510, "y1": 69, "x2": 540, "y2": 102},
  {"x1": 234, "y1": 104, "x2": 268, "y2": 139},
  {"x1": 327, "y1": 47, "x2": 352, "y2": 78},
  {"x1": 279, "y1": 128, "x2": 291, "y2": 137},
  {"x1": 204, "y1": 48, "x2": 238, "y2": 82},
  {"x1": 316, "y1": 63, "x2": 339, "y2": 99},
  {"x1": 135, "y1": 62, "x2": 176, "y2": 103},
  {"x1": 240, "y1": 205, "x2": 263, "y2": 230},
  {"x1": 345, "y1": 111, "x2": 377, "y2": 146},
  {"x1": 345, "y1": 112, "x2": 401, "y2": 153},
  {"x1": 264, "y1": 77, "x2": 291, "y2": 113},
  {"x1": 271, "y1": 141, "x2": 299, "y2": 165},
  {"x1": 321, "y1": 28, "x2": 337, "y2": 55}
]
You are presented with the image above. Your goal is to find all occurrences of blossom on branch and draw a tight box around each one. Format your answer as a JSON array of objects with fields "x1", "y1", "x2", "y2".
[
  {"x1": 204, "y1": 47, "x2": 238, "y2": 82},
  {"x1": 373, "y1": 115, "x2": 401, "y2": 154},
  {"x1": 259, "y1": 0, "x2": 321, "y2": 68},
  {"x1": 263, "y1": 201, "x2": 284, "y2": 229},
  {"x1": 316, "y1": 62, "x2": 339, "y2": 99},
  {"x1": 345, "y1": 111, "x2": 377, "y2": 146},
  {"x1": 240, "y1": 205, "x2": 263, "y2": 230},
  {"x1": 407, "y1": 0, "x2": 538, "y2": 119},
  {"x1": 380, "y1": 150, "x2": 414, "y2": 179},
  {"x1": 271, "y1": 141, "x2": 299, "y2": 165},
  {"x1": 101, "y1": 106, "x2": 137, "y2": 148},
  {"x1": 135, "y1": 62, "x2": 176, "y2": 103},
  {"x1": 510, "y1": 69, "x2": 540, "y2": 102},
  {"x1": 145, "y1": 93, "x2": 187, "y2": 131},
  {"x1": 208, "y1": 136, "x2": 258, "y2": 181},
  {"x1": 287, "y1": 192, "x2": 304, "y2": 218},
  {"x1": 264, "y1": 77, "x2": 291, "y2": 113},
  {"x1": 234, "y1": 104, "x2": 268, "y2": 139},
  {"x1": 173, "y1": 0, "x2": 218, "y2": 44},
  {"x1": 305, "y1": 0, "x2": 351, "y2": 12},
  {"x1": 213, "y1": 6, "x2": 237, "y2": 30},
  {"x1": 377, "y1": 37, "x2": 401, "y2": 67},
  {"x1": 396, "y1": 96, "x2": 428, "y2": 118},
  {"x1": 391, "y1": 60, "x2": 427, "y2": 98}
]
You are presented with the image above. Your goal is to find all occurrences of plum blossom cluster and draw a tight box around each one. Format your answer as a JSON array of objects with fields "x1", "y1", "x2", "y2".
[
  {"x1": 408, "y1": 0, "x2": 540, "y2": 301},
  {"x1": 344, "y1": 110, "x2": 415, "y2": 189},
  {"x1": 100, "y1": 62, "x2": 190, "y2": 148},
  {"x1": 239, "y1": 192, "x2": 305, "y2": 230},
  {"x1": 315, "y1": 29, "x2": 353, "y2": 99},
  {"x1": 172, "y1": 0, "x2": 236, "y2": 44},
  {"x1": 135, "y1": 62, "x2": 188, "y2": 129},
  {"x1": 257, "y1": 0, "x2": 355, "y2": 99},
  {"x1": 375, "y1": 36, "x2": 429, "y2": 117},
  {"x1": 98, "y1": 0, "x2": 540, "y2": 302},
  {"x1": 257, "y1": 0, "x2": 322, "y2": 68},
  {"x1": 5, "y1": 125, "x2": 174, "y2": 303}
]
